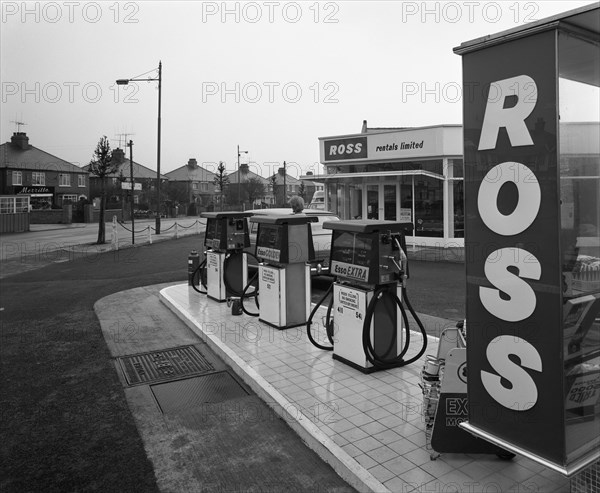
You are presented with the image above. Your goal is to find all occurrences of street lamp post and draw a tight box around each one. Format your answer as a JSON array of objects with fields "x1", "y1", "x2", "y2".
[
  {"x1": 237, "y1": 145, "x2": 248, "y2": 209},
  {"x1": 116, "y1": 61, "x2": 162, "y2": 234},
  {"x1": 127, "y1": 139, "x2": 135, "y2": 245}
]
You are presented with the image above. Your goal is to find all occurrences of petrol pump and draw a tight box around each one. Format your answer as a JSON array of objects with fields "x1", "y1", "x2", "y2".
[
  {"x1": 200, "y1": 212, "x2": 251, "y2": 302},
  {"x1": 250, "y1": 214, "x2": 317, "y2": 330},
  {"x1": 309, "y1": 219, "x2": 427, "y2": 373}
]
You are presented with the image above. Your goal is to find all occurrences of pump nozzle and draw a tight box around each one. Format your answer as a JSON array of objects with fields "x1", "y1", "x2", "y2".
[{"x1": 393, "y1": 237, "x2": 408, "y2": 287}]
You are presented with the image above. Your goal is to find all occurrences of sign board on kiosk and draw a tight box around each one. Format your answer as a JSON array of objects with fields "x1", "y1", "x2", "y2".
[
  {"x1": 454, "y1": 3, "x2": 600, "y2": 476},
  {"x1": 252, "y1": 214, "x2": 316, "y2": 265},
  {"x1": 326, "y1": 220, "x2": 413, "y2": 287},
  {"x1": 201, "y1": 212, "x2": 251, "y2": 252}
]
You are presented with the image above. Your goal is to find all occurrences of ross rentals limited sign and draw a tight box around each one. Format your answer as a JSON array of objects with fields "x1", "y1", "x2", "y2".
[{"x1": 321, "y1": 126, "x2": 456, "y2": 163}]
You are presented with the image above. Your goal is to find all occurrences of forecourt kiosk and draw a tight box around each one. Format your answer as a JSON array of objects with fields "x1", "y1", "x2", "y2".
[{"x1": 454, "y1": 3, "x2": 600, "y2": 477}]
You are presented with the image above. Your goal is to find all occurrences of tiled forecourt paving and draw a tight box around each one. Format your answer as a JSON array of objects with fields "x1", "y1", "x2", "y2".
[{"x1": 160, "y1": 283, "x2": 570, "y2": 493}]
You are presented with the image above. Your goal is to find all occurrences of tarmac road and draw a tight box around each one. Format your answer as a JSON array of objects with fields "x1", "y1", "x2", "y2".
[{"x1": 1, "y1": 234, "x2": 359, "y2": 492}]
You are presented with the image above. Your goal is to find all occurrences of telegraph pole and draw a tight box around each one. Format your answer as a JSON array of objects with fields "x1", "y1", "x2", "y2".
[
  {"x1": 127, "y1": 140, "x2": 135, "y2": 245},
  {"x1": 283, "y1": 160, "x2": 287, "y2": 206}
]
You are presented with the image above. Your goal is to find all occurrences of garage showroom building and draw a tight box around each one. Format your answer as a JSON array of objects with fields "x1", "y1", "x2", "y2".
[{"x1": 307, "y1": 121, "x2": 597, "y2": 249}]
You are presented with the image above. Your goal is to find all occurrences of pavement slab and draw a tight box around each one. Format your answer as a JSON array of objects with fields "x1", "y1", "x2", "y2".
[{"x1": 95, "y1": 282, "x2": 357, "y2": 493}]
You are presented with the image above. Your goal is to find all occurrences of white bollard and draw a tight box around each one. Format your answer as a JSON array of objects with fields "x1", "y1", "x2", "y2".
[
  {"x1": 147, "y1": 226, "x2": 152, "y2": 244},
  {"x1": 196, "y1": 220, "x2": 200, "y2": 235},
  {"x1": 174, "y1": 222, "x2": 179, "y2": 239},
  {"x1": 111, "y1": 215, "x2": 119, "y2": 250}
]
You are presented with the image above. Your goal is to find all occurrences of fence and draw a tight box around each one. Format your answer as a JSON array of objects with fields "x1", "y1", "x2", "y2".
[{"x1": 110, "y1": 216, "x2": 203, "y2": 250}]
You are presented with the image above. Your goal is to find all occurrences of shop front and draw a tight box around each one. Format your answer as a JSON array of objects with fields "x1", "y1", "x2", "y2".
[
  {"x1": 308, "y1": 125, "x2": 464, "y2": 248},
  {"x1": 14, "y1": 185, "x2": 54, "y2": 209}
]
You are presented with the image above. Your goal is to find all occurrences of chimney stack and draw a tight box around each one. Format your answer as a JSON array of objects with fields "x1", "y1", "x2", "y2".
[
  {"x1": 187, "y1": 158, "x2": 198, "y2": 168},
  {"x1": 112, "y1": 148, "x2": 125, "y2": 164},
  {"x1": 278, "y1": 167, "x2": 285, "y2": 175},
  {"x1": 361, "y1": 120, "x2": 368, "y2": 133},
  {"x1": 11, "y1": 132, "x2": 29, "y2": 150}
]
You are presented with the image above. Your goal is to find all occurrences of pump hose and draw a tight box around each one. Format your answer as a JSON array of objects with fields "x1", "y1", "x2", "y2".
[
  {"x1": 222, "y1": 250, "x2": 260, "y2": 317},
  {"x1": 306, "y1": 281, "x2": 336, "y2": 351},
  {"x1": 222, "y1": 251, "x2": 246, "y2": 298},
  {"x1": 362, "y1": 285, "x2": 428, "y2": 369},
  {"x1": 191, "y1": 259, "x2": 208, "y2": 295},
  {"x1": 241, "y1": 270, "x2": 260, "y2": 317}
]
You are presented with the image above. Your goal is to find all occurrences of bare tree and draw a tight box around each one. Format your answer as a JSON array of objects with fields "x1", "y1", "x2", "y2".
[
  {"x1": 298, "y1": 181, "x2": 306, "y2": 200},
  {"x1": 213, "y1": 161, "x2": 229, "y2": 211},
  {"x1": 269, "y1": 175, "x2": 277, "y2": 206},
  {"x1": 88, "y1": 136, "x2": 119, "y2": 244}
]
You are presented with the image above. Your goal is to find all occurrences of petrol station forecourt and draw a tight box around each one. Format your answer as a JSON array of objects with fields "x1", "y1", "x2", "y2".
[{"x1": 2, "y1": 3, "x2": 599, "y2": 492}]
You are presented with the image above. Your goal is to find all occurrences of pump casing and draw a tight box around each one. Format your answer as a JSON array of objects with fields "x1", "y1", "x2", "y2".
[
  {"x1": 201, "y1": 212, "x2": 252, "y2": 302},
  {"x1": 251, "y1": 214, "x2": 317, "y2": 330},
  {"x1": 324, "y1": 219, "x2": 413, "y2": 372}
]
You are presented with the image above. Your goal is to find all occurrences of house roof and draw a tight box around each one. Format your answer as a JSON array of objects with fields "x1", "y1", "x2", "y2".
[
  {"x1": 164, "y1": 163, "x2": 217, "y2": 182},
  {"x1": 271, "y1": 172, "x2": 301, "y2": 186},
  {"x1": 82, "y1": 149, "x2": 169, "y2": 180},
  {"x1": 228, "y1": 168, "x2": 270, "y2": 185},
  {"x1": 1, "y1": 138, "x2": 86, "y2": 173}
]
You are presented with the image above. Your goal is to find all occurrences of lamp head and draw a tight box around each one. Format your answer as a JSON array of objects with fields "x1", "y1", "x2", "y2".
[{"x1": 116, "y1": 79, "x2": 129, "y2": 85}]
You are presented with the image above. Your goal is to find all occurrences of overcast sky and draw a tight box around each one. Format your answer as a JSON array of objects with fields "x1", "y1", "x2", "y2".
[{"x1": 1, "y1": 0, "x2": 594, "y2": 178}]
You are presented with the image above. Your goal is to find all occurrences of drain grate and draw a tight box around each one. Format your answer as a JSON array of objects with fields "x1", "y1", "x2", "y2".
[
  {"x1": 117, "y1": 345, "x2": 215, "y2": 386},
  {"x1": 151, "y1": 371, "x2": 249, "y2": 414}
]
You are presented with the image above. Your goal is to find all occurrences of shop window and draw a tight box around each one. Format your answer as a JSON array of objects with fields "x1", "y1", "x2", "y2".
[
  {"x1": 16, "y1": 196, "x2": 29, "y2": 212},
  {"x1": 59, "y1": 174, "x2": 71, "y2": 187},
  {"x1": 449, "y1": 159, "x2": 464, "y2": 178},
  {"x1": 78, "y1": 175, "x2": 86, "y2": 187},
  {"x1": 414, "y1": 176, "x2": 443, "y2": 237},
  {"x1": 1, "y1": 196, "x2": 30, "y2": 213},
  {"x1": 192, "y1": 182, "x2": 199, "y2": 190},
  {"x1": 12, "y1": 171, "x2": 22, "y2": 185},
  {"x1": 0, "y1": 197, "x2": 15, "y2": 214},
  {"x1": 452, "y1": 180, "x2": 464, "y2": 238},
  {"x1": 32, "y1": 172, "x2": 45, "y2": 185},
  {"x1": 60, "y1": 194, "x2": 77, "y2": 205},
  {"x1": 559, "y1": 29, "x2": 600, "y2": 465}
]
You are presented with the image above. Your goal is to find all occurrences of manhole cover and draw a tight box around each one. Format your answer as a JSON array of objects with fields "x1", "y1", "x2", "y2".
[
  {"x1": 151, "y1": 371, "x2": 249, "y2": 414},
  {"x1": 117, "y1": 345, "x2": 215, "y2": 386}
]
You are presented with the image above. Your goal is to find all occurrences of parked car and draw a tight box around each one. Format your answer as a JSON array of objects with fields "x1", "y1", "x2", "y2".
[
  {"x1": 306, "y1": 190, "x2": 325, "y2": 210},
  {"x1": 244, "y1": 208, "x2": 340, "y2": 275}
]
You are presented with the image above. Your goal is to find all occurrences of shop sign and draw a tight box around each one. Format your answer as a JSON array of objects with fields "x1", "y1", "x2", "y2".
[
  {"x1": 323, "y1": 137, "x2": 367, "y2": 162},
  {"x1": 399, "y1": 208, "x2": 412, "y2": 223},
  {"x1": 121, "y1": 182, "x2": 142, "y2": 191},
  {"x1": 15, "y1": 185, "x2": 54, "y2": 195},
  {"x1": 462, "y1": 30, "x2": 563, "y2": 464}
]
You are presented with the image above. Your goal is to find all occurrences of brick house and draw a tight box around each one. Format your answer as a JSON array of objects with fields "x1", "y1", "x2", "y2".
[
  {"x1": 164, "y1": 159, "x2": 217, "y2": 214},
  {"x1": 0, "y1": 132, "x2": 89, "y2": 209},
  {"x1": 83, "y1": 147, "x2": 168, "y2": 216}
]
